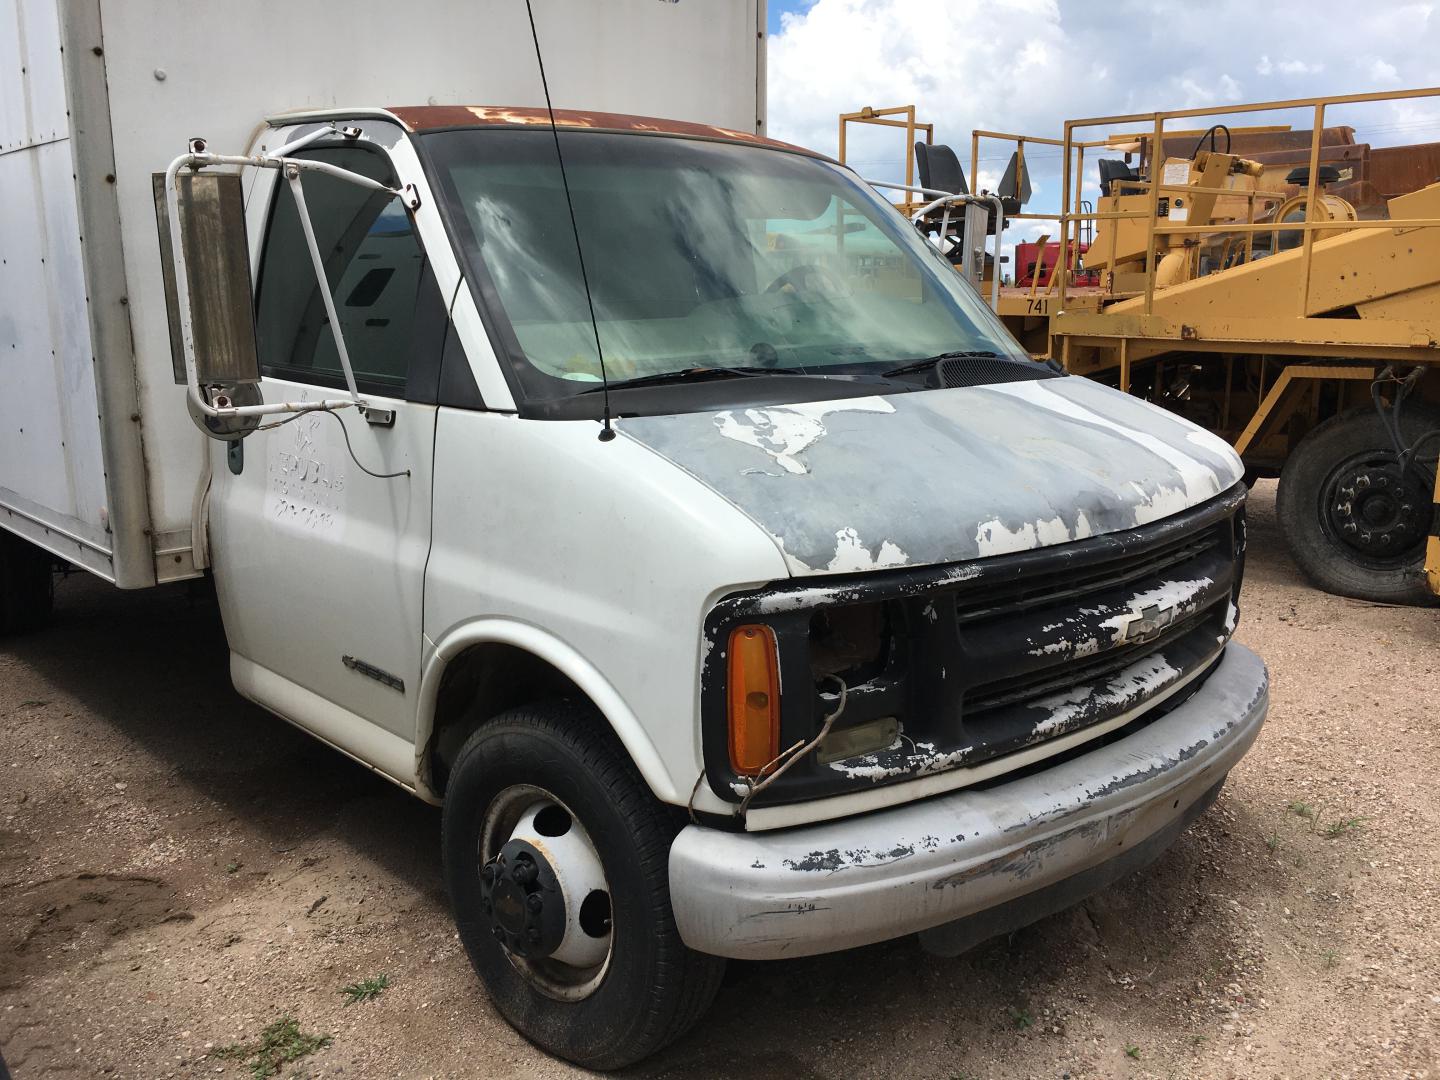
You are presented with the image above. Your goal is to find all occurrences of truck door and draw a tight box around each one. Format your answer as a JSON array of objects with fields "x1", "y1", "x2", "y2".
[{"x1": 209, "y1": 137, "x2": 447, "y2": 747}]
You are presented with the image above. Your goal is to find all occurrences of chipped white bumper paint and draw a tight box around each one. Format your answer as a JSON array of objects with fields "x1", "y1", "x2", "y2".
[{"x1": 668, "y1": 642, "x2": 1267, "y2": 960}]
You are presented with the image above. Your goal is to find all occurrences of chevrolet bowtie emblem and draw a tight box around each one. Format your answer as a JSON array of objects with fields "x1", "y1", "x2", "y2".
[{"x1": 1112, "y1": 601, "x2": 1179, "y2": 646}]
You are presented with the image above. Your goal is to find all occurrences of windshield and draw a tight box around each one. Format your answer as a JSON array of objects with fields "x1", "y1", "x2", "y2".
[{"x1": 422, "y1": 128, "x2": 1028, "y2": 414}]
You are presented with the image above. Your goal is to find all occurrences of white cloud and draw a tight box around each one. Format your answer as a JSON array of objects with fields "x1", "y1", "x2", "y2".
[
  {"x1": 1257, "y1": 56, "x2": 1323, "y2": 77},
  {"x1": 769, "y1": 0, "x2": 1440, "y2": 191},
  {"x1": 1175, "y1": 75, "x2": 1245, "y2": 109},
  {"x1": 767, "y1": 0, "x2": 1074, "y2": 164},
  {"x1": 1371, "y1": 58, "x2": 1400, "y2": 83}
]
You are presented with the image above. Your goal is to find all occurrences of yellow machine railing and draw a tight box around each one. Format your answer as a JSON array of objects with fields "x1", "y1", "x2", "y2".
[
  {"x1": 838, "y1": 106, "x2": 934, "y2": 215},
  {"x1": 1053, "y1": 86, "x2": 1440, "y2": 333},
  {"x1": 967, "y1": 129, "x2": 1068, "y2": 294}
]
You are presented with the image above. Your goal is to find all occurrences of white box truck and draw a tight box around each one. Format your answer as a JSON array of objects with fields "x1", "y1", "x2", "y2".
[{"x1": 2, "y1": 0, "x2": 1268, "y2": 1069}]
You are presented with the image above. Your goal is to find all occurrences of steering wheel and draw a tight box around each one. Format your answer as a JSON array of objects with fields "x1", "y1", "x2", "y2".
[{"x1": 763, "y1": 263, "x2": 849, "y2": 300}]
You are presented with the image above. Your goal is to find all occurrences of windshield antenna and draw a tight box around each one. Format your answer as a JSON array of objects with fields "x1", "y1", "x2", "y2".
[{"x1": 525, "y1": 0, "x2": 615, "y2": 442}]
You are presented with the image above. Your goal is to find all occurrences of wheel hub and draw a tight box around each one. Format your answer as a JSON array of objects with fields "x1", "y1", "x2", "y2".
[
  {"x1": 478, "y1": 791, "x2": 614, "y2": 999},
  {"x1": 480, "y1": 839, "x2": 566, "y2": 958},
  {"x1": 1327, "y1": 465, "x2": 1426, "y2": 558}
]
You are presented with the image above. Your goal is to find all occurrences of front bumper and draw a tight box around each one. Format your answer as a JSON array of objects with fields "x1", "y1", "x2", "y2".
[{"x1": 669, "y1": 642, "x2": 1268, "y2": 960}]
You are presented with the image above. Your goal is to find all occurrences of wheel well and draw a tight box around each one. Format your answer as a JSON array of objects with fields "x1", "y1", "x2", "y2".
[{"x1": 426, "y1": 643, "x2": 586, "y2": 797}]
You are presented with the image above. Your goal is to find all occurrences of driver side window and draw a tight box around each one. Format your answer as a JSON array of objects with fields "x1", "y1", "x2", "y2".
[{"x1": 255, "y1": 143, "x2": 439, "y2": 398}]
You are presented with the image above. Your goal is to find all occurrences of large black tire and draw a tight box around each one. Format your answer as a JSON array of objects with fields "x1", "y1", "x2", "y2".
[
  {"x1": 442, "y1": 701, "x2": 724, "y2": 1070},
  {"x1": 1277, "y1": 405, "x2": 1440, "y2": 605},
  {"x1": 0, "y1": 530, "x2": 54, "y2": 635}
]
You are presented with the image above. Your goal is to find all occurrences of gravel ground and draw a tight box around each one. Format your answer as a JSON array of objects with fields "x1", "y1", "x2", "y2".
[{"x1": 2, "y1": 480, "x2": 1438, "y2": 1079}]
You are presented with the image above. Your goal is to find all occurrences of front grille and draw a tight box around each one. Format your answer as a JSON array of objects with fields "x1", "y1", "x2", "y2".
[
  {"x1": 953, "y1": 528, "x2": 1220, "y2": 625},
  {"x1": 956, "y1": 517, "x2": 1232, "y2": 746},
  {"x1": 701, "y1": 487, "x2": 1246, "y2": 808},
  {"x1": 966, "y1": 610, "x2": 1209, "y2": 717}
]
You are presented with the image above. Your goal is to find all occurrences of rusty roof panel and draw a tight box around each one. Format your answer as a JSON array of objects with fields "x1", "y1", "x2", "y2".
[
  {"x1": 387, "y1": 105, "x2": 820, "y2": 157},
  {"x1": 1369, "y1": 142, "x2": 1440, "y2": 199}
]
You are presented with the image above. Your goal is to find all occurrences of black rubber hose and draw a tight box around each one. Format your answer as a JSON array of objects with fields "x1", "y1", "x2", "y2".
[
  {"x1": 1190, "y1": 124, "x2": 1232, "y2": 158},
  {"x1": 1370, "y1": 366, "x2": 1435, "y2": 479},
  {"x1": 1371, "y1": 370, "x2": 1407, "y2": 458}
]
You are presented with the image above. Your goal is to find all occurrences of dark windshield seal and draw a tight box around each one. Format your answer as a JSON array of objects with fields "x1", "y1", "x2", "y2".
[{"x1": 420, "y1": 129, "x2": 1030, "y2": 420}]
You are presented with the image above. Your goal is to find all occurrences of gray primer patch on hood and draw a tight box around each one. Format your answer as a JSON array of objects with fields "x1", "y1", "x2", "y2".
[{"x1": 617, "y1": 377, "x2": 1243, "y2": 577}]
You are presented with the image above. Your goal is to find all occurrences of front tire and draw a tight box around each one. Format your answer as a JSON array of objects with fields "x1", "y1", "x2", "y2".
[
  {"x1": 1277, "y1": 405, "x2": 1440, "y2": 605},
  {"x1": 0, "y1": 530, "x2": 54, "y2": 635},
  {"x1": 442, "y1": 701, "x2": 724, "y2": 1070}
]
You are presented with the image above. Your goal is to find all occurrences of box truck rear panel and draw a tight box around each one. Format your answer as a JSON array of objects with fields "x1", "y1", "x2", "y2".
[{"x1": 1, "y1": 0, "x2": 113, "y2": 578}]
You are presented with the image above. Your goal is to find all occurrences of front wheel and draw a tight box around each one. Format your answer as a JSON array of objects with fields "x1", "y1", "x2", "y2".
[
  {"x1": 441, "y1": 702, "x2": 724, "y2": 1070},
  {"x1": 1277, "y1": 405, "x2": 1440, "y2": 605}
]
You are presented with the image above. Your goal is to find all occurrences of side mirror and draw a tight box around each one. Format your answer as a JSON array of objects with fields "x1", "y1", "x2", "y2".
[
  {"x1": 152, "y1": 171, "x2": 261, "y2": 390},
  {"x1": 156, "y1": 134, "x2": 394, "y2": 441}
]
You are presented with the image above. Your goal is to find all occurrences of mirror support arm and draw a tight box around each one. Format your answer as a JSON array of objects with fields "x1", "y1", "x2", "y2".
[{"x1": 285, "y1": 168, "x2": 361, "y2": 402}]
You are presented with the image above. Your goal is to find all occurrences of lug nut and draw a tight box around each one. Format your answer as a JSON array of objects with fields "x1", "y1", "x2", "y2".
[
  {"x1": 526, "y1": 894, "x2": 544, "y2": 913},
  {"x1": 527, "y1": 928, "x2": 541, "y2": 943},
  {"x1": 512, "y1": 861, "x2": 537, "y2": 886},
  {"x1": 481, "y1": 864, "x2": 495, "y2": 885}
]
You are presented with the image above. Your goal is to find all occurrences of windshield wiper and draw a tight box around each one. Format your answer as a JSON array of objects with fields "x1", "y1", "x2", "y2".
[
  {"x1": 579, "y1": 366, "x2": 803, "y2": 393},
  {"x1": 881, "y1": 350, "x2": 1000, "y2": 378}
]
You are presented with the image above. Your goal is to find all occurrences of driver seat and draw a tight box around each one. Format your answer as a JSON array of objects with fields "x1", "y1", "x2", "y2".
[{"x1": 914, "y1": 142, "x2": 970, "y2": 263}]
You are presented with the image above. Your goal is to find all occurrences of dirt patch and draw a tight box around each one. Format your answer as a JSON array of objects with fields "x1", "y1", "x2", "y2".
[
  {"x1": 1, "y1": 868, "x2": 189, "y2": 988},
  {"x1": 1, "y1": 481, "x2": 1438, "y2": 1078}
]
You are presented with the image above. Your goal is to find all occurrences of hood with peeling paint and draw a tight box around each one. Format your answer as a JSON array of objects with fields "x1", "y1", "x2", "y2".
[{"x1": 617, "y1": 377, "x2": 1243, "y2": 577}]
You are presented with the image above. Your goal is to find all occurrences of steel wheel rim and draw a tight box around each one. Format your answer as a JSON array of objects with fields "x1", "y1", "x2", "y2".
[
  {"x1": 1317, "y1": 448, "x2": 1431, "y2": 570},
  {"x1": 479, "y1": 784, "x2": 614, "y2": 1002}
]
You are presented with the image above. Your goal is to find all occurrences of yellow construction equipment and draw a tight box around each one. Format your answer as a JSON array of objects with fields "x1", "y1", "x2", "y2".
[{"x1": 843, "y1": 87, "x2": 1440, "y2": 604}]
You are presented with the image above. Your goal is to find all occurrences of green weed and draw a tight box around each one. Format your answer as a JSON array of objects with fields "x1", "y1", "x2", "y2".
[
  {"x1": 212, "y1": 1016, "x2": 331, "y2": 1079},
  {"x1": 339, "y1": 973, "x2": 390, "y2": 1005},
  {"x1": 1323, "y1": 817, "x2": 1365, "y2": 839}
]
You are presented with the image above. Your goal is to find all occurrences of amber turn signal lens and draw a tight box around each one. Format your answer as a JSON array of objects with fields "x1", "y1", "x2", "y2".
[{"x1": 727, "y1": 624, "x2": 780, "y2": 775}]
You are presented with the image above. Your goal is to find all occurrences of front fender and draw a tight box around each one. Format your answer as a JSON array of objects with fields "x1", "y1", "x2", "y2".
[{"x1": 414, "y1": 618, "x2": 673, "y2": 805}]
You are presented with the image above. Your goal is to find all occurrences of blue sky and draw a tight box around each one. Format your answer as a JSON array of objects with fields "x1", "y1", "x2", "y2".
[{"x1": 766, "y1": 0, "x2": 812, "y2": 36}]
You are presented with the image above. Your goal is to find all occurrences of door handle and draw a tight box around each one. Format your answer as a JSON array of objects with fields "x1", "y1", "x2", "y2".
[{"x1": 362, "y1": 406, "x2": 396, "y2": 427}]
